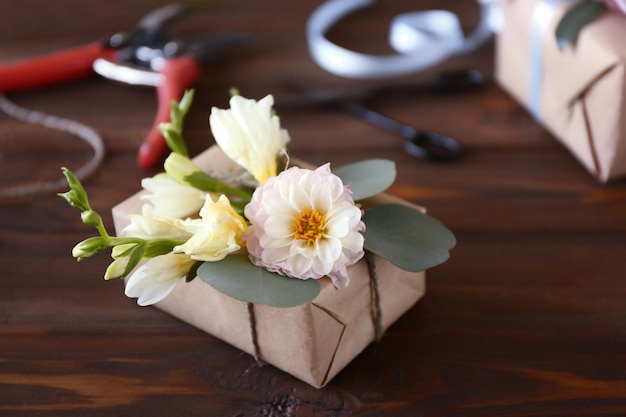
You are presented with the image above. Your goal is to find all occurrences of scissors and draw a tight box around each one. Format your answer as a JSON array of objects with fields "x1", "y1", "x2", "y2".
[
  {"x1": 0, "y1": 4, "x2": 247, "y2": 169},
  {"x1": 276, "y1": 69, "x2": 486, "y2": 162}
]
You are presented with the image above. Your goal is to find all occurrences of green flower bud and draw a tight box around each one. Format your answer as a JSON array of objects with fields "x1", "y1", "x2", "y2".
[
  {"x1": 58, "y1": 168, "x2": 90, "y2": 212},
  {"x1": 104, "y1": 257, "x2": 129, "y2": 280},
  {"x1": 81, "y1": 210, "x2": 102, "y2": 227},
  {"x1": 178, "y1": 89, "x2": 195, "y2": 115},
  {"x1": 111, "y1": 243, "x2": 137, "y2": 259},
  {"x1": 164, "y1": 153, "x2": 200, "y2": 184},
  {"x1": 72, "y1": 236, "x2": 109, "y2": 260}
]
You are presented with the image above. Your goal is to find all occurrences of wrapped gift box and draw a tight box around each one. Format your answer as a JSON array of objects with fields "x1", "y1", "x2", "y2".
[
  {"x1": 112, "y1": 146, "x2": 426, "y2": 388},
  {"x1": 495, "y1": 0, "x2": 626, "y2": 182}
]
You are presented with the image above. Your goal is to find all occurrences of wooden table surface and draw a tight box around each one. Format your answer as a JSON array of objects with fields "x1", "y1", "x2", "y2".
[{"x1": 2, "y1": 1, "x2": 626, "y2": 415}]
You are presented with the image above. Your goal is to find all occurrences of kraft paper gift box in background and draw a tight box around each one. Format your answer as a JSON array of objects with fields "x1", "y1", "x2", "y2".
[
  {"x1": 112, "y1": 146, "x2": 427, "y2": 388},
  {"x1": 495, "y1": 0, "x2": 626, "y2": 182}
]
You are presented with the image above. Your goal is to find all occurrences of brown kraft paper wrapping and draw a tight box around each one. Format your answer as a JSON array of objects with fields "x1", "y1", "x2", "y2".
[
  {"x1": 112, "y1": 146, "x2": 426, "y2": 388},
  {"x1": 495, "y1": 0, "x2": 626, "y2": 182}
]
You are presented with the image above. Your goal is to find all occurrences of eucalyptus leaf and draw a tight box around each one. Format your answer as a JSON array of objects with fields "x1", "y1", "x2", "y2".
[
  {"x1": 363, "y1": 204, "x2": 456, "y2": 272},
  {"x1": 198, "y1": 255, "x2": 320, "y2": 308},
  {"x1": 555, "y1": 1, "x2": 607, "y2": 51},
  {"x1": 333, "y1": 159, "x2": 396, "y2": 201}
]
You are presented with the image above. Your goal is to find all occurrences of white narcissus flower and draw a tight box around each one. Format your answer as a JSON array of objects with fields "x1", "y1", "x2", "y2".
[
  {"x1": 140, "y1": 174, "x2": 207, "y2": 219},
  {"x1": 124, "y1": 253, "x2": 195, "y2": 306},
  {"x1": 174, "y1": 194, "x2": 247, "y2": 261},
  {"x1": 209, "y1": 94, "x2": 290, "y2": 185},
  {"x1": 121, "y1": 205, "x2": 193, "y2": 241},
  {"x1": 243, "y1": 164, "x2": 365, "y2": 289}
]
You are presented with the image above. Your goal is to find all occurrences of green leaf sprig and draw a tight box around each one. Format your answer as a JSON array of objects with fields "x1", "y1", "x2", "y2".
[
  {"x1": 58, "y1": 168, "x2": 187, "y2": 279},
  {"x1": 159, "y1": 89, "x2": 194, "y2": 157}
]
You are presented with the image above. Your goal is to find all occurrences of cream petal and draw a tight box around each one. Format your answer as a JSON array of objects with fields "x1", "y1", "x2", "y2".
[
  {"x1": 309, "y1": 181, "x2": 333, "y2": 214},
  {"x1": 261, "y1": 246, "x2": 291, "y2": 264},
  {"x1": 288, "y1": 182, "x2": 311, "y2": 212},
  {"x1": 317, "y1": 237, "x2": 342, "y2": 263},
  {"x1": 263, "y1": 198, "x2": 297, "y2": 218},
  {"x1": 328, "y1": 266, "x2": 350, "y2": 290},
  {"x1": 125, "y1": 262, "x2": 180, "y2": 306},
  {"x1": 289, "y1": 240, "x2": 316, "y2": 259},
  {"x1": 260, "y1": 233, "x2": 293, "y2": 249},
  {"x1": 325, "y1": 214, "x2": 350, "y2": 239},
  {"x1": 264, "y1": 215, "x2": 295, "y2": 238},
  {"x1": 340, "y1": 230, "x2": 365, "y2": 253},
  {"x1": 311, "y1": 256, "x2": 332, "y2": 277},
  {"x1": 288, "y1": 254, "x2": 313, "y2": 278}
]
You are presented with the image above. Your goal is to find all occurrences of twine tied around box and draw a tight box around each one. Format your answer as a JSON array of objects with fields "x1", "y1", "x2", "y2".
[{"x1": 245, "y1": 249, "x2": 384, "y2": 365}]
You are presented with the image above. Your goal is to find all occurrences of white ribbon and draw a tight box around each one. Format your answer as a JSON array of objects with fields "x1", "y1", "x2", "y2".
[
  {"x1": 306, "y1": 0, "x2": 501, "y2": 79},
  {"x1": 528, "y1": 0, "x2": 581, "y2": 120}
]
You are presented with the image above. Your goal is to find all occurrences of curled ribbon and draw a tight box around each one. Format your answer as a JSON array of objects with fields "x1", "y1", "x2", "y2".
[{"x1": 306, "y1": 0, "x2": 500, "y2": 79}]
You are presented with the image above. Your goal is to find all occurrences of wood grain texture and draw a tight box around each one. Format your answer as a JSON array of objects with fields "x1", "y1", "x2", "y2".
[{"x1": 2, "y1": 0, "x2": 626, "y2": 415}]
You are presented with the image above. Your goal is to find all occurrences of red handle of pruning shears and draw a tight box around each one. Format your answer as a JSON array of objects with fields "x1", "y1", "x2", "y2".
[
  {"x1": 137, "y1": 55, "x2": 201, "y2": 169},
  {"x1": 0, "y1": 42, "x2": 115, "y2": 93}
]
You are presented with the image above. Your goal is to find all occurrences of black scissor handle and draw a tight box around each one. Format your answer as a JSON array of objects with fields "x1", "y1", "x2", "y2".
[
  {"x1": 403, "y1": 130, "x2": 463, "y2": 162},
  {"x1": 342, "y1": 103, "x2": 463, "y2": 162}
]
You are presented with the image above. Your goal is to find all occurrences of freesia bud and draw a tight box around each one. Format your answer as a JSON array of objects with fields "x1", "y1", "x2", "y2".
[
  {"x1": 72, "y1": 236, "x2": 109, "y2": 260},
  {"x1": 164, "y1": 153, "x2": 201, "y2": 185},
  {"x1": 104, "y1": 257, "x2": 129, "y2": 280},
  {"x1": 81, "y1": 210, "x2": 102, "y2": 227},
  {"x1": 58, "y1": 168, "x2": 90, "y2": 212}
]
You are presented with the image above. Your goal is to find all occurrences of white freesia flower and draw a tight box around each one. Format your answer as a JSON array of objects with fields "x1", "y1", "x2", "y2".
[
  {"x1": 243, "y1": 163, "x2": 365, "y2": 289},
  {"x1": 121, "y1": 205, "x2": 193, "y2": 241},
  {"x1": 209, "y1": 94, "x2": 290, "y2": 185},
  {"x1": 174, "y1": 194, "x2": 247, "y2": 261},
  {"x1": 141, "y1": 174, "x2": 207, "y2": 219},
  {"x1": 124, "y1": 253, "x2": 195, "y2": 306}
]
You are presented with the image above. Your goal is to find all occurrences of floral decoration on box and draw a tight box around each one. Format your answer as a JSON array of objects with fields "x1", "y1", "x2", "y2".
[{"x1": 60, "y1": 90, "x2": 455, "y2": 309}]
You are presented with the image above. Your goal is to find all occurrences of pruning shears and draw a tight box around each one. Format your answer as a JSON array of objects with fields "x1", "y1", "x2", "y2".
[{"x1": 0, "y1": 4, "x2": 247, "y2": 169}]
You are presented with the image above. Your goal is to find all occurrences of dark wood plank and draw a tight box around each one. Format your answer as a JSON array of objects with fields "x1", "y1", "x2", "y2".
[{"x1": 1, "y1": 0, "x2": 626, "y2": 415}]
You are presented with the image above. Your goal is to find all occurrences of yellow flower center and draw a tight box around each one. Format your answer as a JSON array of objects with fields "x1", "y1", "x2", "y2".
[{"x1": 292, "y1": 208, "x2": 326, "y2": 246}]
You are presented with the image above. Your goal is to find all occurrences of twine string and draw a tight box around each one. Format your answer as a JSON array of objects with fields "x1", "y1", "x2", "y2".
[
  {"x1": 244, "y1": 251, "x2": 385, "y2": 366},
  {"x1": 0, "y1": 94, "x2": 105, "y2": 198},
  {"x1": 365, "y1": 250, "x2": 384, "y2": 342},
  {"x1": 246, "y1": 302, "x2": 264, "y2": 365}
]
